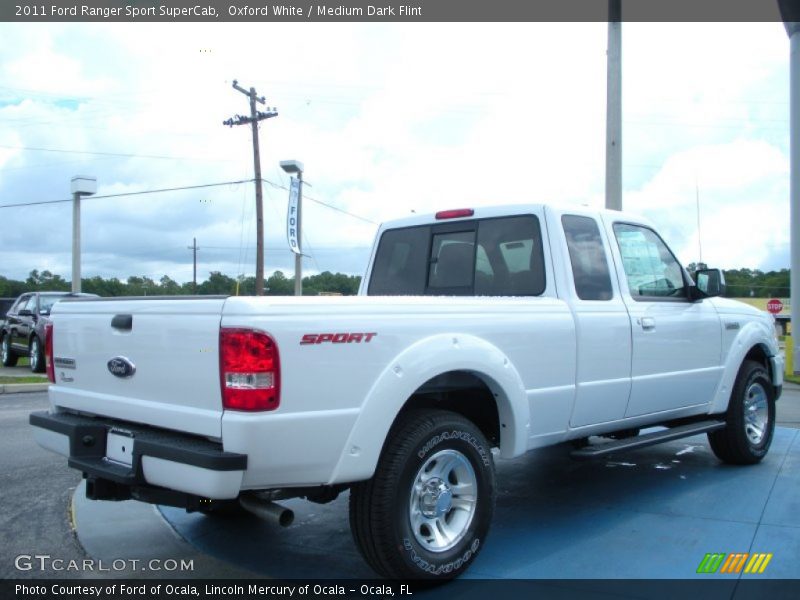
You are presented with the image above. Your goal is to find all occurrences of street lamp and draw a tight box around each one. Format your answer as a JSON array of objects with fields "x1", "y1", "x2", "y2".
[
  {"x1": 70, "y1": 175, "x2": 96, "y2": 293},
  {"x1": 280, "y1": 160, "x2": 304, "y2": 296}
]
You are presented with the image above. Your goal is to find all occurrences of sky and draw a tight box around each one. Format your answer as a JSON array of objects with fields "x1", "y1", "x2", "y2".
[{"x1": 0, "y1": 22, "x2": 791, "y2": 285}]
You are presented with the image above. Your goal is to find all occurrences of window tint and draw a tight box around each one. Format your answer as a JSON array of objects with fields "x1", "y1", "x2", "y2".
[
  {"x1": 39, "y1": 296, "x2": 62, "y2": 313},
  {"x1": 562, "y1": 215, "x2": 613, "y2": 301},
  {"x1": 11, "y1": 295, "x2": 30, "y2": 314},
  {"x1": 428, "y1": 231, "x2": 476, "y2": 291},
  {"x1": 475, "y1": 246, "x2": 493, "y2": 280},
  {"x1": 367, "y1": 225, "x2": 429, "y2": 295},
  {"x1": 367, "y1": 215, "x2": 545, "y2": 296},
  {"x1": 613, "y1": 223, "x2": 687, "y2": 299},
  {"x1": 475, "y1": 216, "x2": 545, "y2": 296}
]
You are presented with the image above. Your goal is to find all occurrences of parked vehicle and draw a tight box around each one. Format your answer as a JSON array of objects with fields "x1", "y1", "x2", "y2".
[
  {"x1": 0, "y1": 297, "x2": 15, "y2": 331},
  {"x1": 1, "y1": 292, "x2": 97, "y2": 372},
  {"x1": 30, "y1": 205, "x2": 782, "y2": 579}
]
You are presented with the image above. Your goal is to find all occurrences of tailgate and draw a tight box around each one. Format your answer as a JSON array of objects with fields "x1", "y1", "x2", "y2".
[{"x1": 48, "y1": 297, "x2": 227, "y2": 438}]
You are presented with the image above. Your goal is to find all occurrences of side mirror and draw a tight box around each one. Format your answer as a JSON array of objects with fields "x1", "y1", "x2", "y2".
[
  {"x1": 39, "y1": 309, "x2": 50, "y2": 316},
  {"x1": 695, "y1": 268, "x2": 725, "y2": 298},
  {"x1": 17, "y1": 309, "x2": 33, "y2": 317}
]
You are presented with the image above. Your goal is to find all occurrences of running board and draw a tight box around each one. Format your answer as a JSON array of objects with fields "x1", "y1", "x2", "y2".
[{"x1": 570, "y1": 420, "x2": 726, "y2": 460}]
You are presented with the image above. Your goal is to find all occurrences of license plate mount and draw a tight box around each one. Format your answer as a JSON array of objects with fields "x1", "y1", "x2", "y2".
[{"x1": 105, "y1": 430, "x2": 134, "y2": 466}]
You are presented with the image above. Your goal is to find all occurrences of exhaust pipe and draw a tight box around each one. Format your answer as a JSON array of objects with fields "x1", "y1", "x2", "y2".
[{"x1": 239, "y1": 495, "x2": 294, "y2": 527}]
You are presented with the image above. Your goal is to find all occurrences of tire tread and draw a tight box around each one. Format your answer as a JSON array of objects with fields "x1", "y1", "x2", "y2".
[
  {"x1": 349, "y1": 409, "x2": 492, "y2": 579},
  {"x1": 708, "y1": 360, "x2": 774, "y2": 465}
]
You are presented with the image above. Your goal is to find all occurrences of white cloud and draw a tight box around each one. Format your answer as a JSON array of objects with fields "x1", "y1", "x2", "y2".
[
  {"x1": 626, "y1": 139, "x2": 789, "y2": 269},
  {"x1": 0, "y1": 22, "x2": 792, "y2": 285}
]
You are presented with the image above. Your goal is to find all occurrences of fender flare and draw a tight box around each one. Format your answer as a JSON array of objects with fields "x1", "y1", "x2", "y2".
[
  {"x1": 327, "y1": 333, "x2": 529, "y2": 485},
  {"x1": 710, "y1": 320, "x2": 776, "y2": 414}
]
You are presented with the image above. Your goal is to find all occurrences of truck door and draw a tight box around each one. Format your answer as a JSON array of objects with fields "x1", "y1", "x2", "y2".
[
  {"x1": 8, "y1": 294, "x2": 33, "y2": 352},
  {"x1": 605, "y1": 220, "x2": 722, "y2": 417},
  {"x1": 559, "y1": 214, "x2": 632, "y2": 427}
]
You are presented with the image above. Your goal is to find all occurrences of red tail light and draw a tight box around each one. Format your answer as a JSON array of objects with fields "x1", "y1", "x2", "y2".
[
  {"x1": 435, "y1": 208, "x2": 474, "y2": 220},
  {"x1": 45, "y1": 322, "x2": 55, "y2": 383},
  {"x1": 219, "y1": 328, "x2": 280, "y2": 411}
]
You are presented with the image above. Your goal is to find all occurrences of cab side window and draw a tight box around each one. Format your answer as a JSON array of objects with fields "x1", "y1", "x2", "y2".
[
  {"x1": 562, "y1": 215, "x2": 613, "y2": 301},
  {"x1": 613, "y1": 223, "x2": 687, "y2": 300}
]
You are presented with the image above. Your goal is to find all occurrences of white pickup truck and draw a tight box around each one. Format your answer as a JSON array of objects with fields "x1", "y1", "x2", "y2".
[{"x1": 31, "y1": 204, "x2": 783, "y2": 580}]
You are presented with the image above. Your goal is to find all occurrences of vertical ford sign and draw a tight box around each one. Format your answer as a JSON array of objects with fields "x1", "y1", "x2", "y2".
[{"x1": 287, "y1": 177, "x2": 301, "y2": 254}]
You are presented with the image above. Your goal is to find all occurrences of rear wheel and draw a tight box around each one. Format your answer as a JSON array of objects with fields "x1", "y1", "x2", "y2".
[
  {"x1": 349, "y1": 409, "x2": 495, "y2": 580},
  {"x1": 29, "y1": 337, "x2": 45, "y2": 373},
  {"x1": 1, "y1": 335, "x2": 18, "y2": 367},
  {"x1": 708, "y1": 360, "x2": 775, "y2": 465}
]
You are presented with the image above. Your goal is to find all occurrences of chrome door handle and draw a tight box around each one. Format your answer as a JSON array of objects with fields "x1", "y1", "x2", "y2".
[{"x1": 640, "y1": 317, "x2": 656, "y2": 331}]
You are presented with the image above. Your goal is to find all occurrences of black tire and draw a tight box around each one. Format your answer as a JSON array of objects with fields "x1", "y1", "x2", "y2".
[
  {"x1": 349, "y1": 409, "x2": 495, "y2": 580},
  {"x1": 1, "y1": 334, "x2": 18, "y2": 367},
  {"x1": 29, "y1": 336, "x2": 45, "y2": 373},
  {"x1": 708, "y1": 360, "x2": 775, "y2": 465}
]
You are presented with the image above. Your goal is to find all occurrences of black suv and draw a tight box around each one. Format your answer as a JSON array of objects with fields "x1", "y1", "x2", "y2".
[{"x1": 0, "y1": 292, "x2": 97, "y2": 373}]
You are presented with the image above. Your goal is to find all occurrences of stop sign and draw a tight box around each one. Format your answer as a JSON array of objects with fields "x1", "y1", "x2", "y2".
[{"x1": 767, "y1": 298, "x2": 783, "y2": 315}]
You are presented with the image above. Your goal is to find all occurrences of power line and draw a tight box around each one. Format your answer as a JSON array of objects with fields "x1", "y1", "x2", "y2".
[
  {"x1": 0, "y1": 179, "x2": 256, "y2": 209},
  {"x1": 0, "y1": 175, "x2": 377, "y2": 226},
  {"x1": 263, "y1": 179, "x2": 377, "y2": 224},
  {"x1": 0, "y1": 143, "x2": 232, "y2": 162}
]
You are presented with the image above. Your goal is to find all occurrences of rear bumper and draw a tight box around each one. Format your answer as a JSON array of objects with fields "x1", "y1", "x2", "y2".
[{"x1": 30, "y1": 410, "x2": 246, "y2": 500}]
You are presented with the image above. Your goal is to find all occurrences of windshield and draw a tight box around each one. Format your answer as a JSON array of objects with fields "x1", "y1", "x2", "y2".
[{"x1": 39, "y1": 295, "x2": 67, "y2": 313}]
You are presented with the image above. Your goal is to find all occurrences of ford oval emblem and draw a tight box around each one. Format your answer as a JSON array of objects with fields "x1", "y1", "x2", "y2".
[{"x1": 107, "y1": 356, "x2": 136, "y2": 379}]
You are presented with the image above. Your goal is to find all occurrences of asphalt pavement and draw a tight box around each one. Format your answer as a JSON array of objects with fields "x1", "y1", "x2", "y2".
[
  {"x1": 0, "y1": 391, "x2": 253, "y2": 579},
  {"x1": 0, "y1": 392, "x2": 88, "y2": 578},
  {"x1": 3, "y1": 382, "x2": 800, "y2": 580}
]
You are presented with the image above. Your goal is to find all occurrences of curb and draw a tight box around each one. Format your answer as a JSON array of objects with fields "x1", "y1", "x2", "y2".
[{"x1": 0, "y1": 383, "x2": 50, "y2": 394}]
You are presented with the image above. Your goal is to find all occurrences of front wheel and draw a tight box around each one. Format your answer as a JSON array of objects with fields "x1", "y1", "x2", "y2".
[
  {"x1": 1, "y1": 335, "x2": 18, "y2": 367},
  {"x1": 708, "y1": 360, "x2": 775, "y2": 465},
  {"x1": 29, "y1": 337, "x2": 45, "y2": 373},
  {"x1": 349, "y1": 409, "x2": 495, "y2": 580}
]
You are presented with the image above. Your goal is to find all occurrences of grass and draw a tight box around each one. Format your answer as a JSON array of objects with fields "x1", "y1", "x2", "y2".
[
  {"x1": 0, "y1": 376, "x2": 47, "y2": 384},
  {"x1": 785, "y1": 374, "x2": 800, "y2": 385}
]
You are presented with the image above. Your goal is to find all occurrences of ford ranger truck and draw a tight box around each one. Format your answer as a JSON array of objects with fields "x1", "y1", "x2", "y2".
[{"x1": 30, "y1": 204, "x2": 783, "y2": 580}]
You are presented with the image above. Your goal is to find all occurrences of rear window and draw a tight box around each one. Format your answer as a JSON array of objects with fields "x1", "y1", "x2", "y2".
[{"x1": 368, "y1": 215, "x2": 545, "y2": 296}]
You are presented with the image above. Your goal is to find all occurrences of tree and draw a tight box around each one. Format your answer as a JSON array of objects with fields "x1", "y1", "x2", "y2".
[
  {"x1": 266, "y1": 271, "x2": 293, "y2": 295},
  {"x1": 159, "y1": 275, "x2": 182, "y2": 295},
  {"x1": 199, "y1": 271, "x2": 237, "y2": 295}
]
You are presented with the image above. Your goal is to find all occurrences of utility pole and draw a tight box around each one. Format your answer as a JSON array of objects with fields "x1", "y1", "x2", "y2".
[
  {"x1": 605, "y1": 0, "x2": 622, "y2": 211},
  {"x1": 223, "y1": 80, "x2": 278, "y2": 295},
  {"x1": 188, "y1": 237, "x2": 198, "y2": 294},
  {"x1": 786, "y1": 18, "x2": 800, "y2": 375}
]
